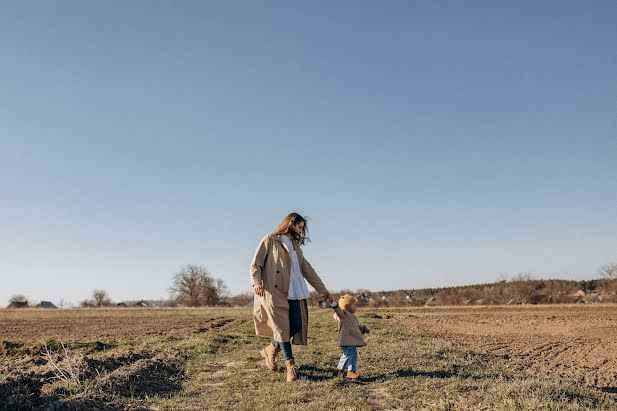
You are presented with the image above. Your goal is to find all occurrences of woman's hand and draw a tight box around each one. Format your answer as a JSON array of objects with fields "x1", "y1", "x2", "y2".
[
  {"x1": 321, "y1": 291, "x2": 331, "y2": 302},
  {"x1": 253, "y1": 283, "x2": 264, "y2": 297}
]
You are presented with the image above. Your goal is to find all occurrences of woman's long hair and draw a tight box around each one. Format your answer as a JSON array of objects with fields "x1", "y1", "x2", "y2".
[{"x1": 272, "y1": 212, "x2": 310, "y2": 245}]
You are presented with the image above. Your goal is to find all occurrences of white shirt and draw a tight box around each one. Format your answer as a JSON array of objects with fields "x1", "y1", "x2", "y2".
[{"x1": 281, "y1": 235, "x2": 311, "y2": 300}]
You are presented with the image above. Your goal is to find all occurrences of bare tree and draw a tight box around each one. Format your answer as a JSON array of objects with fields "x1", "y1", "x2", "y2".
[
  {"x1": 92, "y1": 289, "x2": 111, "y2": 307},
  {"x1": 599, "y1": 263, "x2": 617, "y2": 279},
  {"x1": 169, "y1": 265, "x2": 228, "y2": 306},
  {"x1": 509, "y1": 273, "x2": 536, "y2": 304},
  {"x1": 215, "y1": 278, "x2": 229, "y2": 301}
]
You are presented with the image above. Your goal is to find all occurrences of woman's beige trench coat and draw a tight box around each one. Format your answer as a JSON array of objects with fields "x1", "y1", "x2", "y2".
[{"x1": 250, "y1": 234, "x2": 329, "y2": 345}]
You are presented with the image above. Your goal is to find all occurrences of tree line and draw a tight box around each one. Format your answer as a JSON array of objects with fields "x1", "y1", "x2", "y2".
[
  {"x1": 7, "y1": 265, "x2": 238, "y2": 309},
  {"x1": 6, "y1": 262, "x2": 617, "y2": 308}
]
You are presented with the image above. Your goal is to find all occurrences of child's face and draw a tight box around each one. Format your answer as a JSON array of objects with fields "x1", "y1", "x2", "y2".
[{"x1": 348, "y1": 304, "x2": 356, "y2": 313}]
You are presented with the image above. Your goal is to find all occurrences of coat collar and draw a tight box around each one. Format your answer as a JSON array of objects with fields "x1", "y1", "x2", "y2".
[{"x1": 271, "y1": 234, "x2": 298, "y2": 254}]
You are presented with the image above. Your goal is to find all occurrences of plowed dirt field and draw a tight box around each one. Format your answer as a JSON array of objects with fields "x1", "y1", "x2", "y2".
[
  {"x1": 0, "y1": 308, "x2": 249, "y2": 342},
  {"x1": 383, "y1": 305, "x2": 617, "y2": 393}
]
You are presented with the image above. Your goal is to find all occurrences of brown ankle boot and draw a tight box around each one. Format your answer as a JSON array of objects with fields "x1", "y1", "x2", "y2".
[
  {"x1": 260, "y1": 343, "x2": 281, "y2": 371},
  {"x1": 346, "y1": 370, "x2": 359, "y2": 379},
  {"x1": 285, "y1": 359, "x2": 298, "y2": 382}
]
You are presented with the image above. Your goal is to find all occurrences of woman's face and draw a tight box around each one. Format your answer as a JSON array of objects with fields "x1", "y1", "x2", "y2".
[{"x1": 291, "y1": 221, "x2": 305, "y2": 237}]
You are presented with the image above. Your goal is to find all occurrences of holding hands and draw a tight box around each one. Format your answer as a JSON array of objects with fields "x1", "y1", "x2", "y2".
[{"x1": 253, "y1": 284, "x2": 331, "y2": 301}]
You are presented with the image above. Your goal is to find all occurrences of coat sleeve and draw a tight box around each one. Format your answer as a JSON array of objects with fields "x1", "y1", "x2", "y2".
[
  {"x1": 300, "y1": 257, "x2": 328, "y2": 295},
  {"x1": 332, "y1": 305, "x2": 345, "y2": 320},
  {"x1": 250, "y1": 236, "x2": 269, "y2": 286}
]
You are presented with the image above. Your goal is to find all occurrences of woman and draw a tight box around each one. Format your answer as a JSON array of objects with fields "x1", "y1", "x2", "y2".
[{"x1": 250, "y1": 212, "x2": 331, "y2": 382}]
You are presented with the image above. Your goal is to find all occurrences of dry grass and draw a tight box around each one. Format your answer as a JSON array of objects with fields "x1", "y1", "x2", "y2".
[
  {"x1": 41, "y1": 338, "x2": 84, "y2": 387},
  {"x1": 1, "y1": 307, "x2": 616, "y2": 410}
]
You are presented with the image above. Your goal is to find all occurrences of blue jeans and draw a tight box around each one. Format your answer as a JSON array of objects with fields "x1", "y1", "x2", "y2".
[
  {"x1": 337, "y1": 346, "x2": 358, "y2": 372},
  {"x1": 273, "y1": 300, "x2": 302, "y2": 361}
]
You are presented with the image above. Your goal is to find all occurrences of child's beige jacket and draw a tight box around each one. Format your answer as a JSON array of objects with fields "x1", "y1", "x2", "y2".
[{"x1": 332, "y1": 305, "x2": 367, "y2": 347}]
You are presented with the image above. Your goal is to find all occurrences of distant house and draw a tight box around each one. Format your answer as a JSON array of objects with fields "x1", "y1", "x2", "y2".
[
  {"x1": 116, "y1": 300, "x2": 171, "y2": 308},
  {"x1": 7, "y1": 301, "x2": 28, "y2": 309},
  {"x1": 38, "y1": 301, "x2": 57, "y2": 309},
  {"x1": 356, "y1": 293, "x2": 369, "y2": 306},
  {"x1": 133, "y1": 300, "x2": 150, "y2": 308}
]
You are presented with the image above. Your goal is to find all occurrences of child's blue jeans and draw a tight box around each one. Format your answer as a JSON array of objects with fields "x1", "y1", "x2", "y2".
[{"x1": 337, "y1": 346, "x2": 358, "y2": 372}]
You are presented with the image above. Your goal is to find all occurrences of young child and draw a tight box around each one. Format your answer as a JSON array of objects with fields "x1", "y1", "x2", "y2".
[{"x1": 328, "y1": 294, "x2": 370, "y2": 379}]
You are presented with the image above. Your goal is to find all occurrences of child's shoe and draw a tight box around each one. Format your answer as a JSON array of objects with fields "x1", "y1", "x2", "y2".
[{"x1": 346, "y1": 370, "x2": 359, "y2": 379}]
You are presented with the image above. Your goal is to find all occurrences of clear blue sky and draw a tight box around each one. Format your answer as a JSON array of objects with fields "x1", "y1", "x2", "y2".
[{"x1": 1, "y1": 1, "x2": 615, "y2": 306}]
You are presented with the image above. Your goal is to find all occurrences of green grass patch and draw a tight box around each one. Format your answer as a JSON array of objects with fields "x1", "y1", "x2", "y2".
[
  {"x1": 74, "y1": 339, "x2": 117, "y2": 353},
  {"x1": 33, "y1": 336, "x2": 64, "y2": 353}
]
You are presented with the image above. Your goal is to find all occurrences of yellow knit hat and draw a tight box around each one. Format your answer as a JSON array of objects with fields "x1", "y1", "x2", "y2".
[{"x1": 338, "y1": 294, "x2": 356, "y2": 310}]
